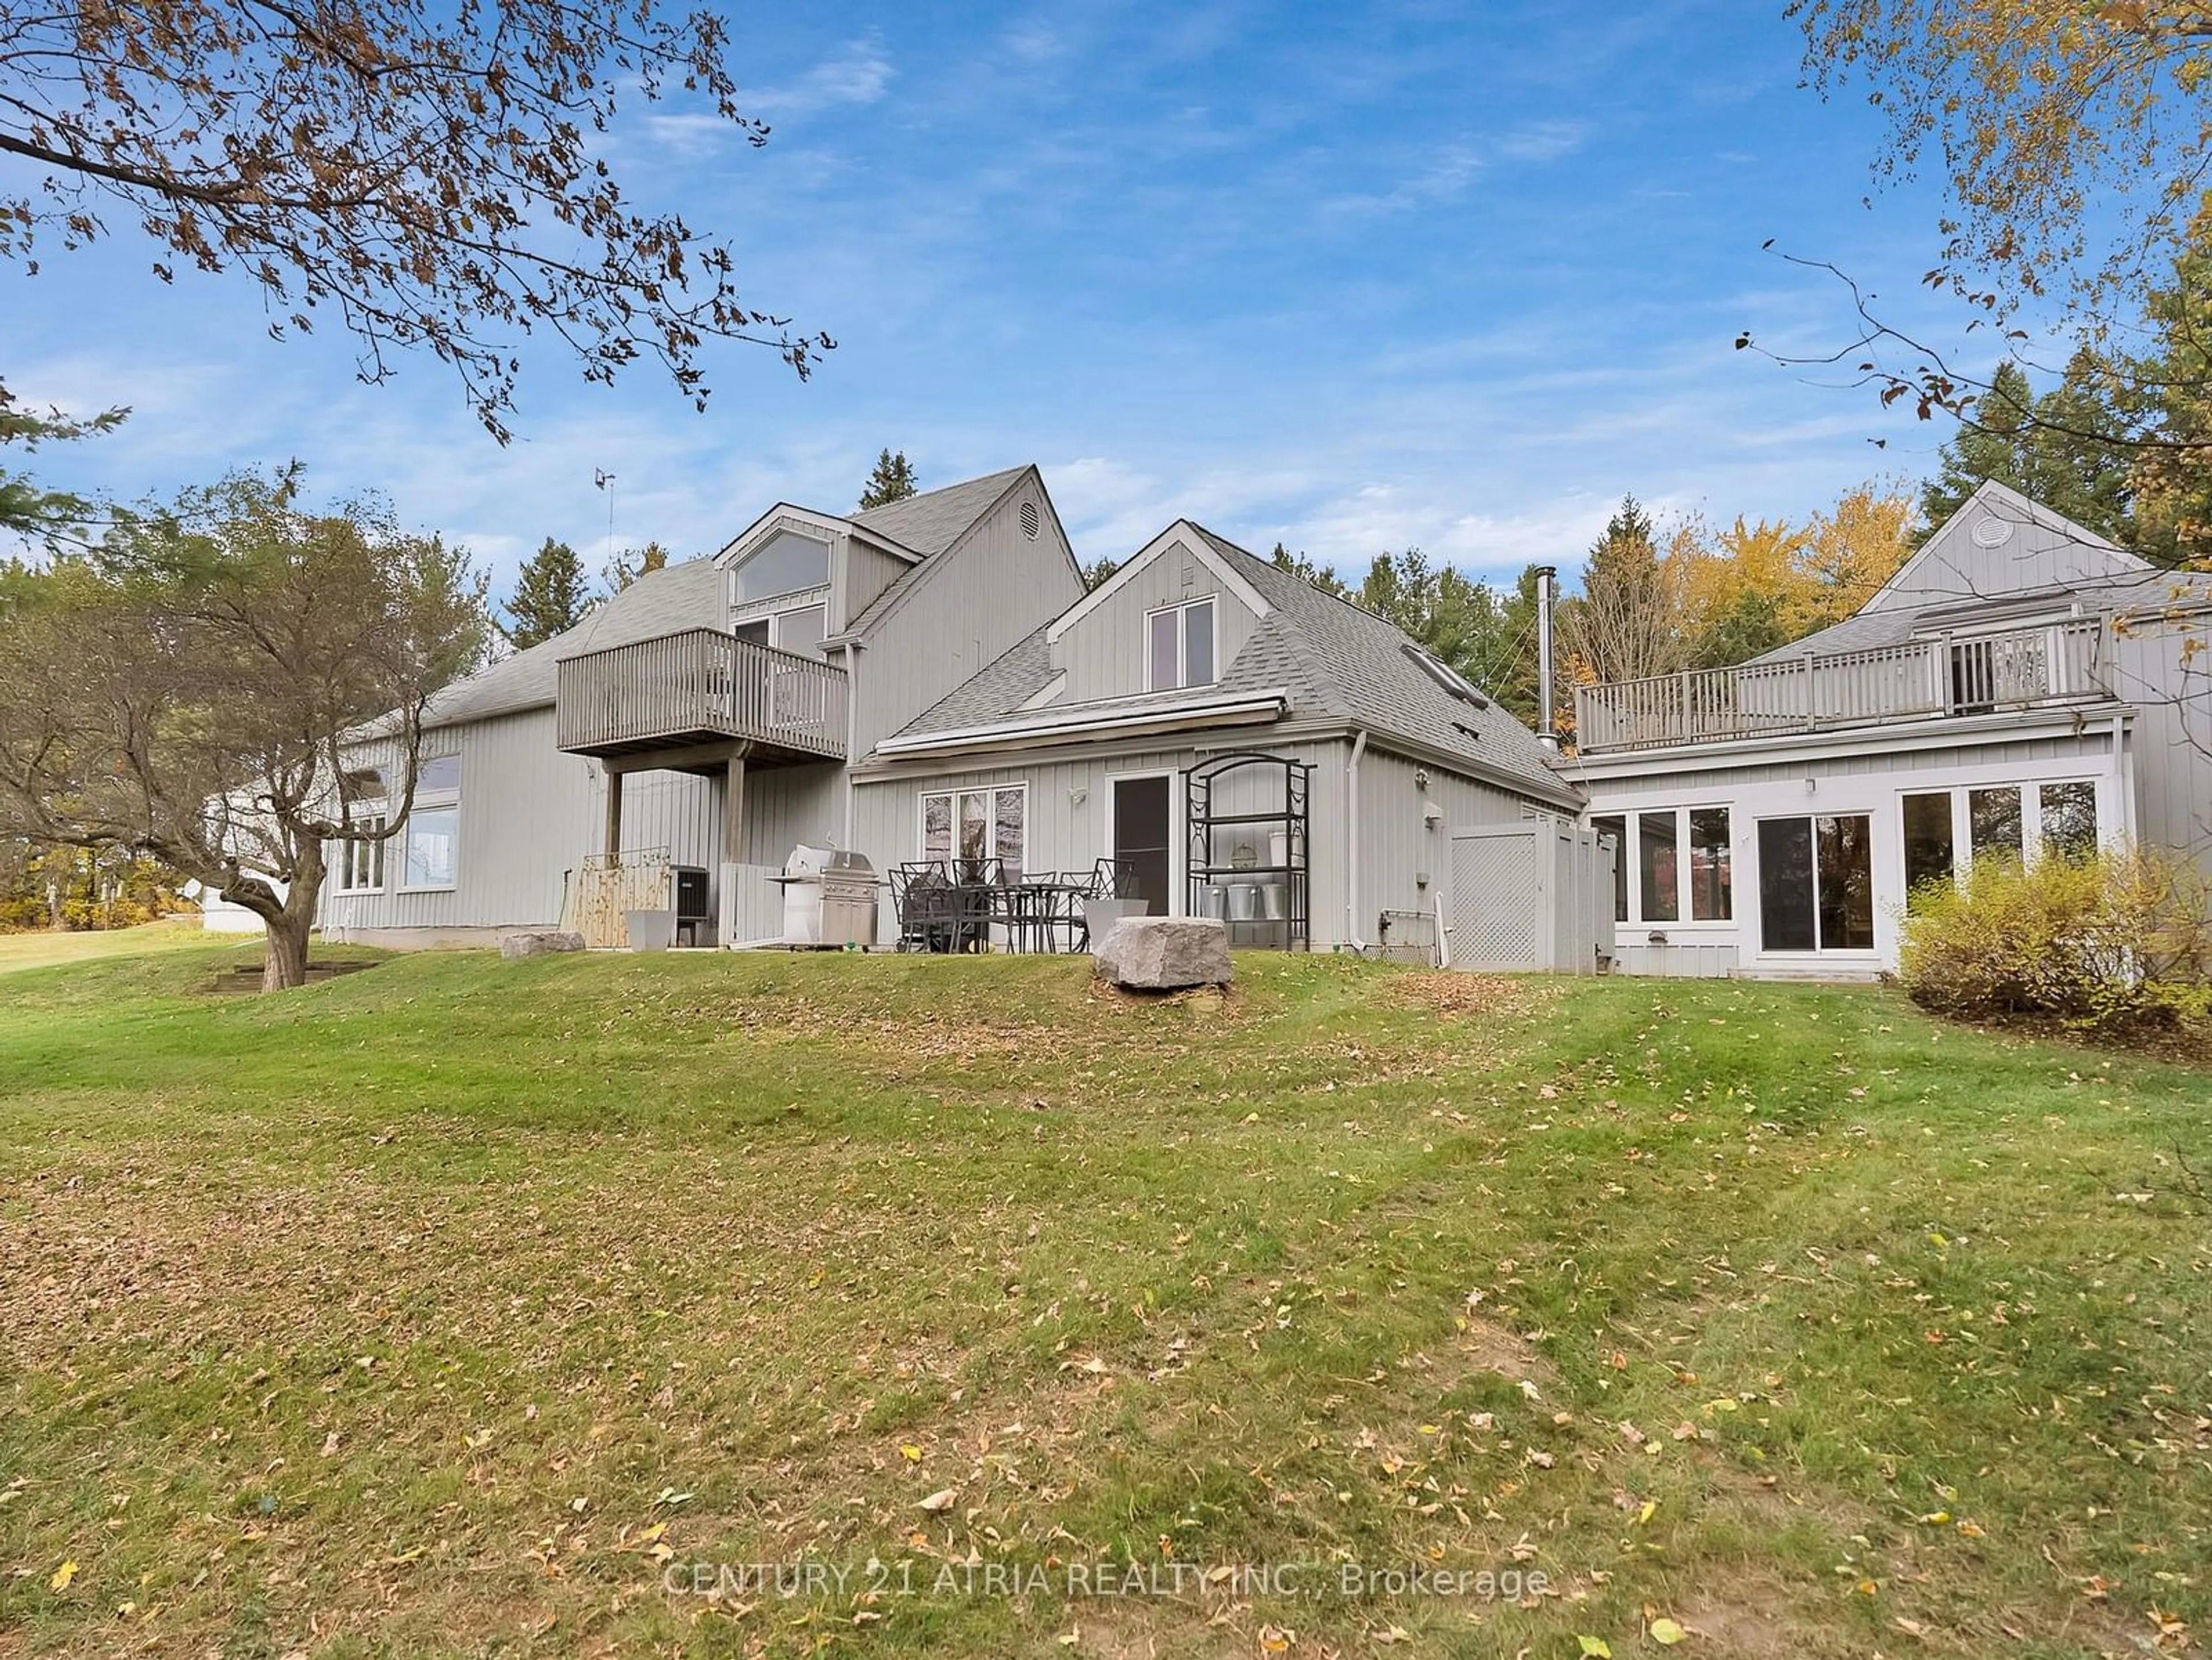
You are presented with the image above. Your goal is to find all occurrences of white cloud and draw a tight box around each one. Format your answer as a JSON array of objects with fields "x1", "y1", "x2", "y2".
[{"x1": 745, "y1": 38, "x2": 893, "y2": 119}]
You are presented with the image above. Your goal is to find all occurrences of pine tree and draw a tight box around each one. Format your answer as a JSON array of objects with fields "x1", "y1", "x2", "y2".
[
  {"x1": 1919, "y1": 357, "x2": 2137, "y2": 548},
  {"x1": 1921, "y1": 362, "x2": 2035, "y2": 533},
  {"x1": 503, "y1": 537, "x2": 594, "y2": 649},
  {"x1": 859, "y1": 449, "x2": 919, "y2": 510},
  {"x1": 1567, "y1": 495, "x2": 1683, "y2": 685}
]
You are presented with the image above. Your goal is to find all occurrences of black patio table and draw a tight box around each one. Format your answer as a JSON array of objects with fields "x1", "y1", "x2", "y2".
[{"x1": 990, "y1": 878, "x2": 1092, "y2": 954}]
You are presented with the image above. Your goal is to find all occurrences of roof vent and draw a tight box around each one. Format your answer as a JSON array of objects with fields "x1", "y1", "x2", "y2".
[{"x1": 1020, "y1": 499, "x2": 1040, "y2": 540}]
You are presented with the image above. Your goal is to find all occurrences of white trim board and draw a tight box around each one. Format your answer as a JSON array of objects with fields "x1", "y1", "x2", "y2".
[
  {"x1": 873, "y1": 689, "x2": 1290, "y2": 759},
  {"x1": 1046, "y1": 521, "x2": 1271, "y2": 646}
]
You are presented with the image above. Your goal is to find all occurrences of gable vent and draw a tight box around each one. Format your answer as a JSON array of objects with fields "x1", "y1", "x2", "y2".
[{"x1": 1020, "y1": 499, "x2": 1040, "y2": 540}]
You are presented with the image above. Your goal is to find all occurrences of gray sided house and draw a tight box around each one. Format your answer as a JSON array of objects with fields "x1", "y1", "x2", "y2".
[
  {"x1": 849, "y1": 519, "x2": 1586, "y2": 952},
  {"x1": 320, "y1": 466, "x2": 1084, "y2": 947},
  {"x1": 313, "y1": 467, "x2": 1596, "y2": 959},
  {"x1": 1570, "y1": 480, "x2": 2212, "y2": 979}
]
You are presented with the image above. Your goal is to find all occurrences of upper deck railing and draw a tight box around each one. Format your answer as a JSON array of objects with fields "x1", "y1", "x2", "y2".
[
  {"x1": 1573, "y1": 617, "x2": 2108, "y2": 754},
  {"x1": 555, "y1": 628, "x2": 847, "y2": 760}
]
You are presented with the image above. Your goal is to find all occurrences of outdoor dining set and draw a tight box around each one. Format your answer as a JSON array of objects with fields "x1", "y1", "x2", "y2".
[{"x1": 887, "y1": 857, "x2": 1144, "y2": 954}]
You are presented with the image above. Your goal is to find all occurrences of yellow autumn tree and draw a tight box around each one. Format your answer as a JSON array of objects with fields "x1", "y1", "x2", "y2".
[{"x1": 1793, "y1": 484, "x2": 1920, "y2": 631}]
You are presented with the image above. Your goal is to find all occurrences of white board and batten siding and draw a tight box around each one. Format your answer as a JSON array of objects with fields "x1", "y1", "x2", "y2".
[
  {"x1": 1575, "y1": 723, "x2": 2128, "y2": 977},
  {"x1": 848, "y1": 482, "x2": 1085, "y2": 758}
]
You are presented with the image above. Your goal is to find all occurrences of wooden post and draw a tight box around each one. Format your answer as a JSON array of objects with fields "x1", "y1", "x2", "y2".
[
  {"x1": 604, "y1": 768, "x2": 623, "y2": 858},
  {"x1": 723, "y1": 749, "x2": 747, "y2": 865}
]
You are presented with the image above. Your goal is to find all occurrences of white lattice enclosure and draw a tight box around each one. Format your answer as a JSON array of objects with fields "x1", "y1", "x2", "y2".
[{"x1": 1444, "y1": 816, "x2": 1615, "y2": 974}]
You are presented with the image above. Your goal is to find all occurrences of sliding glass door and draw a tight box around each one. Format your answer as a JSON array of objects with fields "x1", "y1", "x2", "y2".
[{"x1": 1757, "y1": 814, "x2": 1874, "y2": 954}]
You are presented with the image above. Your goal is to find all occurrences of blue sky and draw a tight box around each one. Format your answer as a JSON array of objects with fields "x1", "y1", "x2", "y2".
[{"x1": 4, "y1": 0, "x2": 1992, "y2": 594}]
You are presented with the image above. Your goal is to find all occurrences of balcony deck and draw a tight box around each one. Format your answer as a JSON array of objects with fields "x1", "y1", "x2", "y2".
[
  {"x1": 1573, "y1": 617, "x2": 2109, "y2": 755},
  {"x1": 555, "y1": 628, "x2": 848, "y2": 768}
]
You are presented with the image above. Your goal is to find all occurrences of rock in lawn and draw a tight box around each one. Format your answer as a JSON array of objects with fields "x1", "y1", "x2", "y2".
[
  {"x1": 499, "y1": 930, "x2": 586, "y2": 960},
  {"x1": 1094, "y1": 917, "x2": 1232, "y2": 991}
]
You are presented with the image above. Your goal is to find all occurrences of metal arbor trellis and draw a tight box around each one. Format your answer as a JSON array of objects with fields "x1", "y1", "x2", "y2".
[{"x1": 1184, "y1": 751, "x2": 1310, "y2": 952}]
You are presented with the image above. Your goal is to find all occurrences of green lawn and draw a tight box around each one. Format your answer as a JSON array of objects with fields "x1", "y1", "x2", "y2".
[
  {"x1": 1, "y1": 940, "x2": 2206, "y2": 1659},
  {"x1": 0, "y1": 918, "x2": 211, "y2": 975}
]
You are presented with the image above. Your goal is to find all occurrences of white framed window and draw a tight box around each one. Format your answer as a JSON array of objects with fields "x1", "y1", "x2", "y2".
[
  {"x1": 399, "y1": 755, "x2": 461, "y2": 892},
  {"x1": 921, "y1": 784, "x2": 1028, "y2": 881},
  {"x1": 1589, "y1": 805, "x2": 1732, "y2": 926},
  {"x1": 1900, "y1": 776, "x2": 2103, "y2": 904},
  {"x1": 1146, "y1": 597, "x2": 1217, "y2": 692},
  {"x1": 336, "y1": 818, "x2": 387, "y2": 893}
]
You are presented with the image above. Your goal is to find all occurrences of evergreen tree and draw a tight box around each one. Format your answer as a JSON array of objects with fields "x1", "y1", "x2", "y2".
[
  {"x1": 2133, "y1": 213, "x2": 2212, "y2": 568},
  {"x1": 1921, "y1": 361, "x2": 2035, "y2": 533},
  {"x1": 1567, "y1": 495, "x2": 1683, "y2": 685},
  {"x1": 503, "y1": 537, "x2": 594, "y2": 649},
  {"x1": 1920, "y1": 357, "x2": 2137, "y2": 548},
  {"x1": 859, "y1": 449, "x2": 919, "y2": 510}
]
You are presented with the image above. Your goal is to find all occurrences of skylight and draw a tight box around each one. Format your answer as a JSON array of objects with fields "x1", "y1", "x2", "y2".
[{"x1": 1401, "y1": 643, "x2": 1490, "y2": 708}]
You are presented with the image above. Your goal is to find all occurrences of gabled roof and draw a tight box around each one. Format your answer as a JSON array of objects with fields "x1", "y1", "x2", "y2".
[
  {"x1": 850, "y1": 466, "x2": 1032, "y2": 559},
  {"x1": 1751, "y1": 480, "x2": 2210, "y2": 665},
  {"x1": 887, "y1": 523, "x2": 1579, "y2": 806},
  {"x1": 415, "y1": 466, "x2": 1044, "y2": 733},
  {"x1": 422, "y1": 556, "x2": 723, "y2": 729}
]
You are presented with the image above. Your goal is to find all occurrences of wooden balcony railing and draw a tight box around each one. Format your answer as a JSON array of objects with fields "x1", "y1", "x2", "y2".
[
  {"x1": 1573, "y1": 617, "x2": 2108, "y2": 754},
  {"x1": 555, "y1": 628, "x2": 847, "y2": 761}
]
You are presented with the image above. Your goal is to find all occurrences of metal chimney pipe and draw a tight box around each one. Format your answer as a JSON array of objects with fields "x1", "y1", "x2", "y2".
[{"x1": 1533, "y1": 564, "x2": 1559, "y2": 752}]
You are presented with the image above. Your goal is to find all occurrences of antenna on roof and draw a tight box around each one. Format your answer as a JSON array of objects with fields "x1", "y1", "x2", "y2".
[{"x1": 594, "y1": 468, "x2": 617, "y2": 563}]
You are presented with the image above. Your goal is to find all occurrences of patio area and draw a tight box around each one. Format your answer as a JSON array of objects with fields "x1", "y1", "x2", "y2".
[{"x1": 886, "y1": 858, "x2": 1145, "y2": 954}]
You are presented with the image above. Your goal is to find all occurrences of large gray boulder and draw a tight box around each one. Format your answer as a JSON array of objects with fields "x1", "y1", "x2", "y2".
[
  {"x1": 499, "y1": 930, "x2": 586, "y2": 960},
  {"x1": 1094, "y1": 916, "x2": 1232, "y2": 990}
]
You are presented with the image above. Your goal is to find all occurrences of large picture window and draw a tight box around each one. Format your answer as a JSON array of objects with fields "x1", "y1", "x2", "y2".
[
  {"x1": 921, "y1": 784, "x2": 1028, "y2": 881},
  {"x1": 1146, "y1": 598, "x2": 1216, "y2": 691},
  {"x1": 400, "y1": 755, "x2": 461, "y2": 891},
  {"x1": 1757, "y1": 814, "x2": 1873, "y2": 953},
  {"x1": 1592, "y1": 806, "x2": 1731, "y2": 924},
  {"x1": 730, "y1": 529, "x2": 830, "y2": 604}
]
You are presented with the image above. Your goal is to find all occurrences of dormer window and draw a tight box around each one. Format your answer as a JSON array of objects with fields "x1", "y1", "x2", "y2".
[
  {"x1": 1147, "y1": 597, "x2": 1216, "y2": 691},
  {"x1": 730, "y1": 528, "x2": 830, "y2": 604}
]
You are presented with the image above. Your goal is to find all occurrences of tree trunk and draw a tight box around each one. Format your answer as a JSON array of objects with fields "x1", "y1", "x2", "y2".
[
  {"x1": 263, "y1": 911, "x2": 311, "y2": 992},
  {"x1": 256, "y1": 841, "x2": 325, "y2": 993}
]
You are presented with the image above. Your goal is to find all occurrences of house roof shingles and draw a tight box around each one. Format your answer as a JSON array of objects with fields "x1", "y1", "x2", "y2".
[
  {"x1": 850, "y1": 466, "x2": 1028, "y2": 559},
  {"x1": 425, "y1": 555, "x2": 724, "y2": 727},
  {"x1": 892, "y1": 523, "x2": 1577, "y2": 805},
  {"x1": 419, "y1": 468, "x2": 1033, "y2": 731}
]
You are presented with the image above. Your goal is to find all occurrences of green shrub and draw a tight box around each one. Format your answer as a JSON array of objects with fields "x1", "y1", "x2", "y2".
[{"x1": 1898, "y1": 844, "x2": 2212, "y2": 1039}]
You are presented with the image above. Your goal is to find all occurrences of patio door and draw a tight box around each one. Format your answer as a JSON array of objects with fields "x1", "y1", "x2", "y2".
[
  {"x1": 1112, "y1": 775, "x2": 1173, "y2": 915},
  {"x1": 1756, "y1": 814, "x2": 1874, "y2": 954}
]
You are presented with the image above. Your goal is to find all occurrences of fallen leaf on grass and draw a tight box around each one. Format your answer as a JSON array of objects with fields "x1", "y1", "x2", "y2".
[
  {"x1": 918, "y1": 1489, "x2": 959, "y2": 1513},
  {"x1": 1649, "y1": 1616, "x2": 1687, "y2": 1645},
  {"x1": 1577, "y1": 1638, "x2": 1613, "y2": 1659},
  {"x1": 48, "y1": 1560, "x2": 77, "y2": 1592}
]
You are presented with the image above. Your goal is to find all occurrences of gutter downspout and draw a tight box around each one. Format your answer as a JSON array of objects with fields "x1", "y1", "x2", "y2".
[
  {"x1": 1346, "y1": 729, "x2": 1369, "y2": 949},
  {"x1": 841, "y1": 642, "x2": 859, "y2": 850}
]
